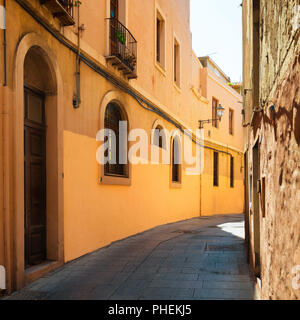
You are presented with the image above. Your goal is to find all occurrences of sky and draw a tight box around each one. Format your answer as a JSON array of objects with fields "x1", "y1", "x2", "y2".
[{"x1": 190, "y1": 0, "x2": 243, "y2": 82}]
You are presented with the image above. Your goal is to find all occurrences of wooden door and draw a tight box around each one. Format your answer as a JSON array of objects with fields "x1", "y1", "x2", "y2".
[
  {"x1": 110, "y1": 0, "x2": 118, "y2": 19},
  {"x1": 110, "y1": 0, "x2": 119, "y2": 56},
  {"x1": 24, "y1": 86, "x2": 47, "y2": 268}
]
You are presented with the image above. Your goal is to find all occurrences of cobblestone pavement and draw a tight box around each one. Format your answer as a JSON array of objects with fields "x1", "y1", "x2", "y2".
[{"x1": 5, "y1": 214, "x2": 256, "y2": 300}]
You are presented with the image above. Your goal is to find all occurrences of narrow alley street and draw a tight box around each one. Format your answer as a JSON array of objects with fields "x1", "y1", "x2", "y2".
[{"x1": 6, "y1": 214, "x2": 256, "y2": 300}]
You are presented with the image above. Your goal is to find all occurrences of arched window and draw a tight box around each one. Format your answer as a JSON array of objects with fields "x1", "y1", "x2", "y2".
[
  {"x1": 104, "y1": 102, "x2": 128, "y2": 177},
  {"x1": 172, "y1": 137, "x2": 181, "y2": 183},
  {"x1": 154, "y1": 125, "x2": 166, "y2": 149}
]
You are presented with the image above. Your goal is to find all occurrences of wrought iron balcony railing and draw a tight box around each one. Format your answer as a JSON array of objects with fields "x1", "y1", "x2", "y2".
[
  {"x1": 40, "y1": 0, "x2": 75, "y2": 26},
  {"x1": 106, "y1": 18, "x2": 137, "y2": 79}
]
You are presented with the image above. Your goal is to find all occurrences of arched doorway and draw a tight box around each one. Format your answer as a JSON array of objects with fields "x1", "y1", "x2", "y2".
[
  {"x1": 13, "y1": 33, "x2": 64, "y2": 289},
  {"x1": 23, "y1": 47, "x2": 57, "y2": 268}
]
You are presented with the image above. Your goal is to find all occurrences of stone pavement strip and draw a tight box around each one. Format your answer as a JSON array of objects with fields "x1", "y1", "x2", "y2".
[{"x1": 4, "y1": 214, "x2": 256, "y2": 300}]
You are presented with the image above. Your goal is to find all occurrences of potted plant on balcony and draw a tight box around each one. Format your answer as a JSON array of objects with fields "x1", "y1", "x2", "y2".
[{"x1": 116, "y1": 31, "x2": 126, "y2": 45}]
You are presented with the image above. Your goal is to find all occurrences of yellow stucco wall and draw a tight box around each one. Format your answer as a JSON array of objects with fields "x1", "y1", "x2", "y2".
[
  {"x1": 205, "y1": 70, "x2": 244, "y2": 149},
  {"x1": 199, "y1": 68, "x2": 245, "y2": 215},
  {"x1": 63, "y1": 130, "x2": 200, "y2": 261},
  {"x1": 201, "y1": 147, "x2": 244, "y2": 215},
  {"x1": 1, "y1": 0, "x2": 244, "y2": 290}
]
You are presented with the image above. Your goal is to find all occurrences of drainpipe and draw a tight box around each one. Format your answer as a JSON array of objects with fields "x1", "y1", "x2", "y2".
[
  {"x1": 73, "y1": 3, "x2": 81, "y2": 108},
  {"x1": 199, "y1": 172, "x2": 202, "y2": 217},
  {"x1": 1, "y1": 0, "x2": 6, "y2": 86},
  {"x1": 1, "y1": 81, "x2": 11, "y2": 293},
  {"x1": 199, "y1": 128, "x2": 204, "y2": 217},
  {"x1": 1, "y1": 0, "x2": 10, "y2": 293}
]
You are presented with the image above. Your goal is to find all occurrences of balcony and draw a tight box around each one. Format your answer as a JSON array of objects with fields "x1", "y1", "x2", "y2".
[
  {"x1": 106, "y1": 18, "x2": 137, "y2": 80},
  {"x1": 40, "y1": 0, "x2": 75, "y2": 26}
]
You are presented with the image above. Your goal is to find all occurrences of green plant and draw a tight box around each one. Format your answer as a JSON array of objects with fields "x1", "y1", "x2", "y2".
[
  {"x1": 116, "y1": 32, "x2": 126, "y2": 44},
  {"x1": 74, "y1": 0, "x2": 82, "y2": 7}
]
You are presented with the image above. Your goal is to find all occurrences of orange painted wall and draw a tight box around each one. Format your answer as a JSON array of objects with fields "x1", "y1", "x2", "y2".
[
  {"x1": 64, "y1": 130, "x2": 200, "y2": 261},
  {"x1": 40, "y1": 0, "x2": 244, "y2": 262},
  {"x1": 200, "y1": 68, "x2": 244, "y2": 215},
  {"x1": 61, "y1": 62, "x2": 202, "y2": 262},
  {"x1": 2, "y1": 0, "x2": 245, "y2": 275},
  {"x1": 204, "y1": 70, "x2": 244, "y2": 149},
  {"x1": 201, "y1": 147, "x2": 244, "y2": 215}
]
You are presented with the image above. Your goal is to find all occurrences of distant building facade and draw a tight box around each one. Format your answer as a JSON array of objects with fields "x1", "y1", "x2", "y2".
[
  {"x1": 242, "y1": 0, "x2": 300, "y2": 299},
  {"x1": 0, "y1": 0, "x2": 243, "y2": 293},
  {"x1": 198, "y1": 56, "x2": 244, "y2": 215}
]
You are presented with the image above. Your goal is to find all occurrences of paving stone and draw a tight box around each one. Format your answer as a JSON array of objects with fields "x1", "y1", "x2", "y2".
[
  {"x1": 153, "y1": 273, "x2": 198, "y2": 281},
  {"x1": 109, "y1": 294, "x2": 141, "y2": 300},
  {"x1": 123, "y1": 264, "x2": 159, "y2": 273},
  {"x1": 149, "y1": 280, "x2": 204, "y2": 289},
  {"x1": 139, "y1": 295, "x2": 173, "y2": 300},
  {"x1": 7, "y1": 290, "x2": 49, "y2": 300},
  {"x1": 182, "y1": 267, "x2": 201, "y2": 274},
  {"x1": 157, "y1": 266, "x2": 183, "y2": 274},
  {"x1": 126, "y1": 272, "x2": 157, "y2": 281},
  {"x1": 119, "y1": 279, "x2": 152, "y2": 289},
  {"x1": 113, "y1": 285, "x2": 147, "y2": 297},
  {"x1": 141, "y1": 287, "x2": 194, "y2": 299},
  {"x1": 193, "y1": 288, "x2": 254, "y2": 300},
  {"x1": 164, "y1": 258, "x2": 188, "y2": 265},
  {"x1": 203, "y1": 280, "x2": 253, "y2": 290},
  {"x1": 88, "y1": 285, "x2": 121, "y2": 300},
  {"x1": 197, "y1": 273, "x2": 252, "y2": 282}
]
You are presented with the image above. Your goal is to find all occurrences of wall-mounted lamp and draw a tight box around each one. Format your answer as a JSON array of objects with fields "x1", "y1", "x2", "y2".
[
  {"x1": 216, "y1": 104, "x2": 225, "y2": 120},
  {"x1": 199, "y1": 104, "x2": 225, "y2": 129}
]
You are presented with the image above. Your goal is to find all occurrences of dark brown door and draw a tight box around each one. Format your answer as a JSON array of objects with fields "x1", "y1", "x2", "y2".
[
  {"x1": 24, "y1": 86, "x2": 47, "y2": 268},
  {"x1": 110, "y1": 0, "x2": 119, "y2": 56},
  {"x1": 110, "y1": 0, "x2": 118, "y2": 19}
]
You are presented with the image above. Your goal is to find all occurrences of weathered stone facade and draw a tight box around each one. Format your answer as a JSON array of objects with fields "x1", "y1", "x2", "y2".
[{"x1": 243, "y1": 0, "x2": 300, "y2": 299}]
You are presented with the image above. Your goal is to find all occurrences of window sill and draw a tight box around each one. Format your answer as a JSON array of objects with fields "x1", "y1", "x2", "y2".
[
  {"x1": 173, "y1": 82, "x2": 181, "y2": 93},
  {"x1": 100, "y1": 175, "x2": 131, "y2": 186},
  {"x1": 191, "y1": 86, "x2": 201, "y2": 100},
  {"x1": 155, "y1": 61, "x2": 166, "y2": 77},
  {"x1": 170, "y1": 181, "x2": 182, "y2": 189}
]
